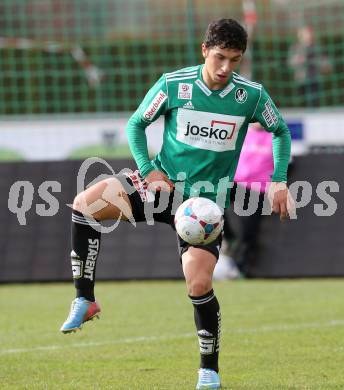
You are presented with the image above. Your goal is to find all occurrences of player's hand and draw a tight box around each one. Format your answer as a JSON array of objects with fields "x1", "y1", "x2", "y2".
[
  {"x1": 267, "y1": 182, "x2": 295, "y2": 221},
  {"x1": 145, "y1": 170, "x2": 174, "y2": 193}
]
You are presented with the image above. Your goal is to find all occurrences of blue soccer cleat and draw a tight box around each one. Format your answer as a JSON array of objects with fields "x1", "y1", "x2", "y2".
[
  {"x1": 196, "y1": 368, "x2": 221, "y2": 389},
  {"x1": 60, "y1": 297, "x2": 101, "y2": 334}
]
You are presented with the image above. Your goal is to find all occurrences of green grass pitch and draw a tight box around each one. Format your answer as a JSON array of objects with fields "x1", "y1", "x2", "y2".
[{"x1": 1, "y1": 279, "x2": 344, "y2": 389}]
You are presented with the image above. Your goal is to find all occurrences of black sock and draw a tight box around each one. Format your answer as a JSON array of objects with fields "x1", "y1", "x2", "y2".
[
  {"x1": 189, "y1": 289, "x2": 221, "y2": 372},
  {"x1": 71, "y1": 210, "x2": 101, "y2": 301}
]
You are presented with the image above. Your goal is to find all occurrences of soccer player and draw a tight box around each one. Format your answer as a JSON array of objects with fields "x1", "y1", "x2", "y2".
[{"x1": 60, "y1": 19, "x2": 292, "y2": 389}]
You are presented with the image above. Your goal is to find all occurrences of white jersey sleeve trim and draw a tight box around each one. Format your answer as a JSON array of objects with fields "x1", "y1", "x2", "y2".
[
  {"x1": 251, "y1": 87, "x2": 262, "y2": 121},
  {"x1": 165, "y1": 66, "x2": 199, "y2": 78},
  {"x1": 164, "y1": 74, "x2": 170, "y2": 109},
  {"x1": 233, "y1": 77, "x2": 262, "y2": 91},
  {"x1": 166, "y1": 74, "x2": 198, "y2": 82},
  {"x1": 233, "y1": 72, "x2": 261, "y2": 88}
]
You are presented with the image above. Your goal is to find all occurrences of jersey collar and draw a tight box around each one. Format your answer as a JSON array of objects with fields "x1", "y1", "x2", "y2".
[{"x1": 196, "y1": 65, "x2": 235, "y2": 98}]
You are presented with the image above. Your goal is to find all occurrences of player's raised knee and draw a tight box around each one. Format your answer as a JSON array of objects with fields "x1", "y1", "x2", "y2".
[{"x1": 72, "y1": 191, "x2": 89, "y2": 215}]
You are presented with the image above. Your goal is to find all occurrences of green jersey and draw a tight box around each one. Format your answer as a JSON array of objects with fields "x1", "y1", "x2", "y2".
[{"x1": 126, "y1": 65, "x2": 291, "y2": 206}]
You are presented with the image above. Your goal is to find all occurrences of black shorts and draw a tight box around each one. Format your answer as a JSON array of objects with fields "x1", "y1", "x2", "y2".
[{"x1": 117, "y1": 170, "x2": 222, "y2": 260}]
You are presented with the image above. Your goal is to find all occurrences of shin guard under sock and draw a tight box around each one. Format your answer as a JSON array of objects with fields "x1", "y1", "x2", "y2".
[{"x1": 189, "y1": 289, "x2": 221, "y2": 372}]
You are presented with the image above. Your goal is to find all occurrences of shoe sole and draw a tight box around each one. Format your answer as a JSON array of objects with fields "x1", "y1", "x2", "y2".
[{"x1": 60, "y1": 313, "x2": 100, "y2": 334}]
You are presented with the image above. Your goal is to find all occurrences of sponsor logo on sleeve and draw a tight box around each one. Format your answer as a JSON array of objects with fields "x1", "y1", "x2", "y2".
[
  {"x1": 143, "y1": 90, "x2": 167, "y2": 121},
  {"x1": 178, "y1": 83, "x2": 193, "y2": 99},
  {"x1": 262, "y1": 100, "x2": 278, "y2": 127},
  {"x1": 235, "y1": 88, "x2": 248, "y2": 103}
]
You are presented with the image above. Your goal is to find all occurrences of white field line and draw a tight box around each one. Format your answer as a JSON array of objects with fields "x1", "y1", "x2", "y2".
[{"x1": 1, "y1": 319, "x2": 344, "y2": 356}]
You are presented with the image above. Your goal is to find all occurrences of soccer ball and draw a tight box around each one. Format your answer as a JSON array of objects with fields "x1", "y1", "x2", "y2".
[{"x1": 174, "y1": 197, "x2": 224, "y2": 245}]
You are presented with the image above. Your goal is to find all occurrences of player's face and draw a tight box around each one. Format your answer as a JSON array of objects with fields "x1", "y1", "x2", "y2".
[{"x1": 202, "y1": 44, "x2": 243, "y2": 90}]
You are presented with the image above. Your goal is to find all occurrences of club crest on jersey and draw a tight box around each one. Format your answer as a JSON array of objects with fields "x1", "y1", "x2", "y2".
[
  {"x1": 178, "y1": 83, "x2": 193, "y2": 100},
  {"x1": 235, "y1": 88, "x2": 248, "y2": 103}
]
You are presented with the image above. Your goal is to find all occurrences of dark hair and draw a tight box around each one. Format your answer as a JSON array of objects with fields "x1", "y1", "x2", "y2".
[{"x1": 204, "y1": 19, "x2": 247, "y2": 52}]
